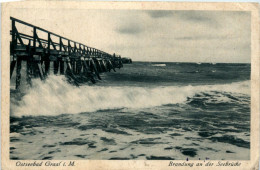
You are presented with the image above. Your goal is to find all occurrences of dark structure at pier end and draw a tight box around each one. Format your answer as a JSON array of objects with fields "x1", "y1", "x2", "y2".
[
  {"x1": 10, "y1": 17, "x2": 131, "y2": 89},
  {"x1": 121, "y1": 57, "x2": 132, "y2": 64}
]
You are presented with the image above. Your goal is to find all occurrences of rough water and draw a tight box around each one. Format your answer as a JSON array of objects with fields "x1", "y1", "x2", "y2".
[{"x1": 10, "y1": 62, "x2": 250, "y2": 160}]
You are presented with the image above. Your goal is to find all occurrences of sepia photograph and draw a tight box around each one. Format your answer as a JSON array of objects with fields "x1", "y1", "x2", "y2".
[{"x1": 1, "y1": 1, "x2": 259, "y2": 170}]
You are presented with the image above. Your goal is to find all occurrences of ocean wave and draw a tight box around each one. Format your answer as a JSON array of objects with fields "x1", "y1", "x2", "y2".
[
  {"x1": 11, "y1": 75, "x2": 250, "y2": 117},
  {"x1": 152, "y1": 64, "x2": 166, "y2": 67}
]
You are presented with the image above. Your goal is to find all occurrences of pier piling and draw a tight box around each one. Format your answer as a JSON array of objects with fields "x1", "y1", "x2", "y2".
[{"x1": 10, "y1": 17, "x2": 131, "y2": 89}]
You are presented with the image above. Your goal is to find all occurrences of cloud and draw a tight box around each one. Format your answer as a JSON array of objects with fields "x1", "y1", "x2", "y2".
[
  {"x1": 180, "y1": 11, "x2": 212, "y2": 22},
  {"x1": 177, "y1": 11, "x2": 219, "y2": 28},
  {"x1": 116, "y1": 24, "x2": 143, "y2": 34},
  {"x1": 174, "y1": 35, "x2": 236, "y2": 40},
  {"x1": 12, "y1": 9, "x2": 250, "y2": 63},
  {"x1": 146, "y1": 10, "x2": 173, "y2": 18},
  {"x1": 147, "y1": 10, "x2": 218, "y2": 28},
  {"x1": 110, "y1": 10, "x2": 250, "y2": 63}
]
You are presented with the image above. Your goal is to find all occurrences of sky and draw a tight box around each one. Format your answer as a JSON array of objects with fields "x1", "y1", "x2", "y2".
[{"x1": 11, "y1": 9, "x2": 251, "y2": 63}]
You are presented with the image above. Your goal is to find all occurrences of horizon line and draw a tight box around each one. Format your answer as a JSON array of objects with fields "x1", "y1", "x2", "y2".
[{"x1": 131, "y1": 60, "x2": 251, "y2": 64}]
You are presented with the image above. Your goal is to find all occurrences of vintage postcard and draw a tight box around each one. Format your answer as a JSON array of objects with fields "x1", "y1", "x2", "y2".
[{"x1": 1, "y1": 1, "x2": 259, "y2": 170}]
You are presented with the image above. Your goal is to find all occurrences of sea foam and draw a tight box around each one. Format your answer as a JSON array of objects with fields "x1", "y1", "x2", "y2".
[
  {"x1": 152, "y1": 64, "x2": 166, "y2": 67},
  {"x1": 11, "y1": 75, "x2": 250, "y2": 117}
]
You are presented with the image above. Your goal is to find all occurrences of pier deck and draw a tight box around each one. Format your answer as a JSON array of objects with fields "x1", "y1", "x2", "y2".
[{"x1": 10, "y1": 17, "x2": 126, "y2": 89}]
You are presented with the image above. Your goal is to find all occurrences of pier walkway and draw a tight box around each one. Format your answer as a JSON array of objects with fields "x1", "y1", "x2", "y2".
[{"x1": 10, "y1": 17, "x2": 127, "y2": 89}]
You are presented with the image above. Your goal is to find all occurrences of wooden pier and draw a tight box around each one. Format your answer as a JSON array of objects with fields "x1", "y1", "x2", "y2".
[
  {"x1": 10, "y1": 17, "x2": 126, "y2": 89},
  {"x1": 122, "y1": 57, "x2": 132, "y2": 64}
]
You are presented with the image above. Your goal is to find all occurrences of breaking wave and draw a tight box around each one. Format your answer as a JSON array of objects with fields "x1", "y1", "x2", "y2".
[
  {"x1": 10, "y1": 75, "x2": 250, "y2": 117},
  {"x1": 152, "y1": 64, "x2": 166, "y2": 67}
]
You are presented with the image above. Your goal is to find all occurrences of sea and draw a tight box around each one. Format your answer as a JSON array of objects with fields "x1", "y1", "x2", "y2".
[{"x1": 10, "y1": 62, "x2": 251, "y2": 160}]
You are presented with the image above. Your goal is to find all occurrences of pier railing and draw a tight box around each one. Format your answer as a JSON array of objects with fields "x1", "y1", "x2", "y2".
[{"x1": 10, "y1": 17, "x2": 125, "y2": 89}]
